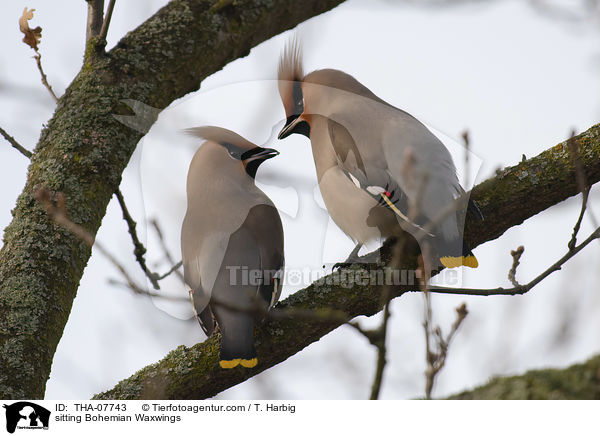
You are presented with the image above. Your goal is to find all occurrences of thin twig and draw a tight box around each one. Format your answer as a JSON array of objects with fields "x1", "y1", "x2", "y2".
[
  {"x1": 98, "y1": 0, "x2": 116, "y2": 44},
  {"x1": 150, "y1": 218, "x2": 185, "y2": 283},
  {"x1": 569, "y1": 186, "x2": 591, "y2": 250},
  {"x1": 0, "y1": 126, "x2": 32, "y2": 158},
  {"x1": 157, "y1": 261, "x2": 183, "y2": 280},
  {"x1": 424, "y1": 299, "x2": 468, "y2": 399},
  {"x1": 107, "y1": 279, "x2": 188, "y2": 301},
  {"x1": 369, "y1": 235, "x2": 406, "y2": 399},
  {"x1": 369, "y1": 297, "x2": 391, "y2": 399},
  {"x1": 424, "y1": 226, "x2": 600, "y2": 296},
  {"x1": 34, "y1": 51, "x2": 58, "y2": 103},
  {"x1": 566, "y1": 130, "x2": 596, "y2": 247},
  {"x1": 567, "y1": 130, "x2": 588, "y2": 194},
  {"x1": 114, "y1": 188, "x2": 160, "y2": 290},
  {"x1": 420, "y1": 255, "x2": 436, "y2": 400},
  {"x1": 508, "y1": 245, "x2": 524, "y2": 287}
]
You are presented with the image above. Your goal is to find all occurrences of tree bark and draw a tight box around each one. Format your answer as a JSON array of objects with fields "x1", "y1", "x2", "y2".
[
  {"x1": 0, "y1": 0, "x2": 346, "y2": 400},
  {"x1": 93, "y1": 123, "x2": 600, "y2": 399}
]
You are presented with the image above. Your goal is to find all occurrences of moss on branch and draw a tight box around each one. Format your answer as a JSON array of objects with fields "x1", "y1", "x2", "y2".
[{"x1": 448, "y1": 354, "x2": 600, "y2": 400}]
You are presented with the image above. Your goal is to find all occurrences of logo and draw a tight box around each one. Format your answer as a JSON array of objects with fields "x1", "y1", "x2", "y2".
[{"x1": 2, "y1": 402, "x2": 50, "y2": 433}]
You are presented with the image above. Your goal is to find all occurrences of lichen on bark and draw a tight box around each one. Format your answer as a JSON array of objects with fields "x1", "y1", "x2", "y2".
[{"x1": 448, "y1": 354, "x2": 600, "y2": 400}]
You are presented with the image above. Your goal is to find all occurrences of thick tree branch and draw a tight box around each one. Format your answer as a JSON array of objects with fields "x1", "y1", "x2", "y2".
[
  {"x1": 0, "y1": 0, "x2": 347, "y2": 399},
  {"x1": 93, "y1": 123, "x2": 600, "y2": 400},
  {"x1": 447, "y1": 353, "x2": 600, "y2": 400}
]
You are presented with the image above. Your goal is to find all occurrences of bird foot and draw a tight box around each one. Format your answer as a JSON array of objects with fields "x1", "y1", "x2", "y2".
[{"x1": 332, "y1": 249, "x2": 382, "y2": 271}]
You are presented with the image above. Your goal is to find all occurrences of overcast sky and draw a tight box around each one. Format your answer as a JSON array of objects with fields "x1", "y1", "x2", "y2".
[{"x1": 1, "y1": 0, "x2": 599, "y2": 399}]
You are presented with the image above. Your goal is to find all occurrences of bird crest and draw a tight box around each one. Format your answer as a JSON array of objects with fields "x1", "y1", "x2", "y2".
[{"x1": 278, "y1": 36, "x2": 305, "y2": 119}]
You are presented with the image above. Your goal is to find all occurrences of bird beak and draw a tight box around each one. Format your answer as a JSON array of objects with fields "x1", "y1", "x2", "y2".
[
  {"x1": 278, "y1": 115, "x2": 302, "y2": 140},
  {"x1": 256, "y1": 147, "x2": 280, "y2": 160},
  {"x1": 244, "y1": 147, "x2": 279, "y2": 162}
]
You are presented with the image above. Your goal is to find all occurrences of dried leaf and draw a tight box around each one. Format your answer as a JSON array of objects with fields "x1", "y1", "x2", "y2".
[{"x1": 19, "y1": 7, "x2": 42, "y2": 51}]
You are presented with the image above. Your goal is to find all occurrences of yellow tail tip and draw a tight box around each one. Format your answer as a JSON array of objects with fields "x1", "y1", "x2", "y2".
[
  {"x1": 219, "y1": 359, "x2": 241, "y2": 369},
  {"x1": 240, "y1": 358, "x2": 258, "y2": 368},
  {"x1": 440, "y1": 255, "x2": 478, "y2": 269},
  {"x1": 463, "y1": 255, "x2": 479, "y2": 268},
  {"x1": 219, "y1": 358, "x2": 258, "y2": 369}
]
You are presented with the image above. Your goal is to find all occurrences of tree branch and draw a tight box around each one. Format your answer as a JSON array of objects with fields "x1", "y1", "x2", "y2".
[
  {"x1": 425, "y1": 225, "x2": 600, "y2": 296},
  {"x1": 448, "y1": 353, "x2": 600, "y2": 399},
  {"x1": 0, "y1": 126, "x2": 32, "y2": 158},
  {"x1": 93, "y1": 123, "x2": 600, "y2": 400},
  {"x1": 114, "y1": 188, "x2": 160, "y2": 289},
  {"x1": 86, "y1": 0, "x2": 105, "y2": 41},
  {"x1": 149, "y1": 218, "x2": 185, "y2": 283},
  {"x1": 98, "y1": 0, "x2": 116, "y2": 45},
  {"x1": 33, "y1": 51, "x2": 58, "y2": 103}
]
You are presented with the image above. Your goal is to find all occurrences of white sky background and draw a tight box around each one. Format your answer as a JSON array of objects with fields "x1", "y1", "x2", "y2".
[{"x1": 0, "y1": 0, "x2": 599, "y2": 399}]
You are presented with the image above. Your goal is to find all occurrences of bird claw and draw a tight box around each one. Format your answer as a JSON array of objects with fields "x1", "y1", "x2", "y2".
[{"x1": 332, "y1": 249, "x2": 382, "y2": 271}]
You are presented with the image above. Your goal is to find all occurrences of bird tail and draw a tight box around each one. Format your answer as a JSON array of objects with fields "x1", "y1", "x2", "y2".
[
  {"x1": 437, "y1": 238, "x2": 478, "y2": 269},
  {"x1": 219, "y1": 343, "x2": 258, "y2": 369},
  {"x1": 218, "y1": 320, "x2": 259, "y2": 369}
]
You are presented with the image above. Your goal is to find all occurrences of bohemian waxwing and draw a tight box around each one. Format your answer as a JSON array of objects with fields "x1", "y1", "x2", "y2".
[
  {"x1": 181, "y1": 126, "x2": 284, "y2": 369},
  {"x1": 277, "y1": 38, "x2": 481, "y2": 269}
]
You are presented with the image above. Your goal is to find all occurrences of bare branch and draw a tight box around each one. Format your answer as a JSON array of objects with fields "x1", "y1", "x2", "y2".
[
  {"x1": 0, "y1": 126, "x2": 32, "y2": 158},
  {"x1": 369, "y1": 235, "x2": 408, "y2": 399},
  {"x1": 86, "y1": 0, "x2": 105, "y2": 41},
  {"x1": 567, "y1": 130, "x2": 588, "y2": 194},
  {"x1": 150, "y1": 218, "x2": 185, "y2": 283},
  {"x1": 98, "y1": 0, "x2": 116, "y2": 45},
  {"x1": 157, "y1": 260, "x2": 183, "y2": 281},
  {"x1": 114, "y1": 188, "x2": 160, "y2": 289},
  {"x1": 508, "y1": 245, "x2": 524, "y2": 287},
  {"x1": 107, "y1": 279, "x2": 188, "y2": 301},
  {"x1": 33, "y1": 51, "x2": 58, "y2": 103},
  {"x1": 569, "y1": 186, "x2": 591, "y2": 250},
  {"x1": 566, "y1": 130, "x2": 596, "y2": 248},
  {"x1": 427, "y1": 226, "x2": 600, "y2": 297},
  {"x1": 424, "y1": 300, "x2": 468, "y2": 399}
]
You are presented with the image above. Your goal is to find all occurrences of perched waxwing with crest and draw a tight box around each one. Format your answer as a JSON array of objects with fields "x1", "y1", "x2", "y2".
[
  {"x1": 182, "y1": 126, "x2": 284, "y2": 369},
  {"x1": 277, "y1": 38, "x2": 481, "y2": 269}
]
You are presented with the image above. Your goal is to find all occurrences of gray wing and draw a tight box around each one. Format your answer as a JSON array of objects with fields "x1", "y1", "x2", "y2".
[
  {"x1": 241, "y1": 204, "x2": 285, "y2": 310},
  {"x1": 379, "y1": 111, "x2": 462, "y2": 240},
  {"x1": 328, "y1": 118, "x2": 434, "y2": 237}
]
